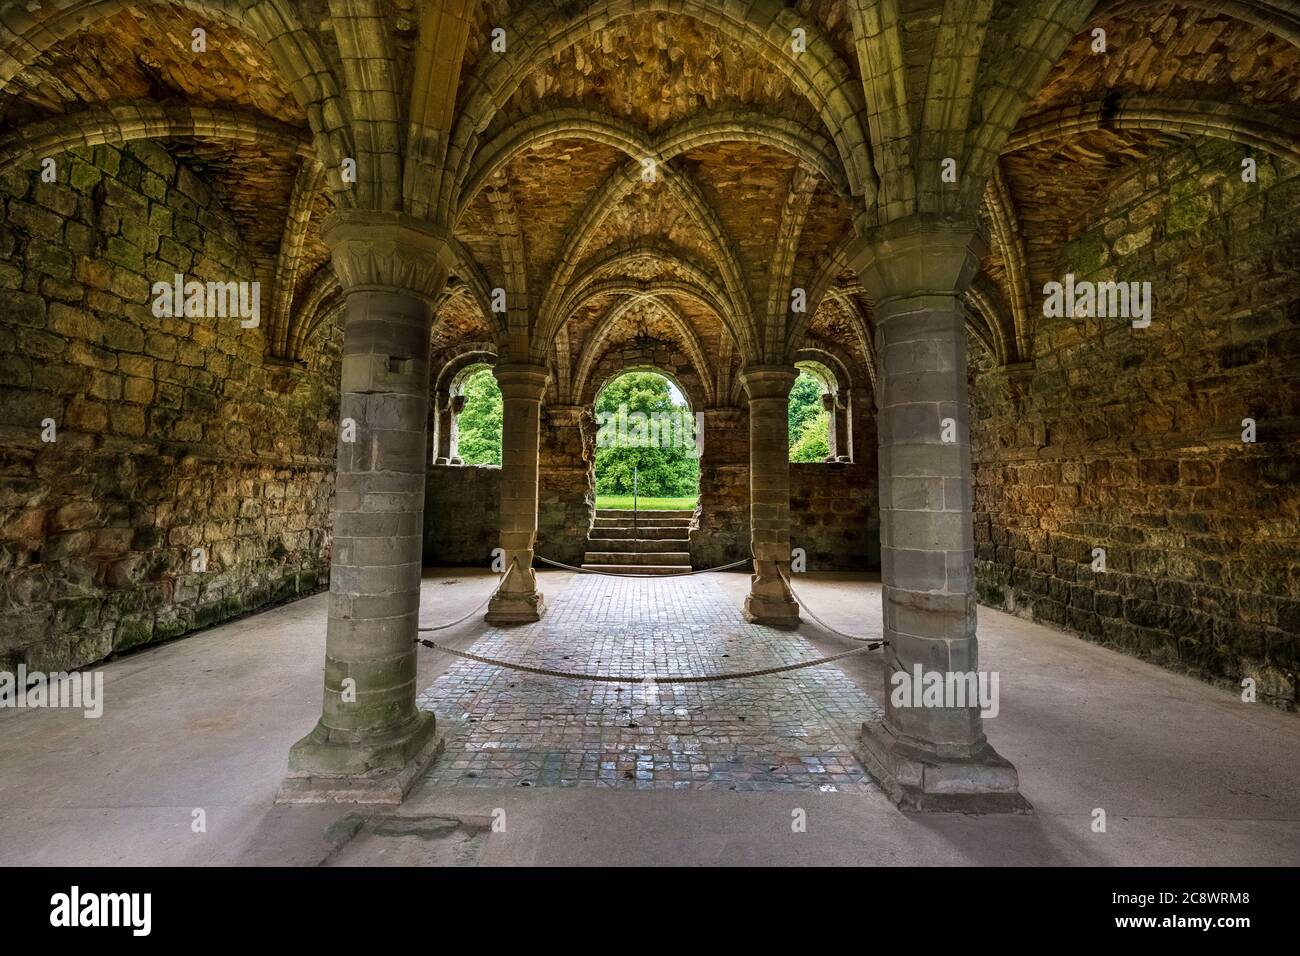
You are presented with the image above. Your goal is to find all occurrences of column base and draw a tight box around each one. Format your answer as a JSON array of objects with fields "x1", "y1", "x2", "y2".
[
  {"x1": 743, "y1": 569, "x2": 800, "y2": 629},
  {"x1": 742, "y1": 594, "x2": 801, "y2": 629},
  {"x1": 854, "y1": 719, "x2": 1032, "y2": 814},
  {"x1": 485, "y1": 591, "x2": 546, "y2": 625},
  {"x1": 276, "y1": 711, "x2": 444, "y2": 805}
]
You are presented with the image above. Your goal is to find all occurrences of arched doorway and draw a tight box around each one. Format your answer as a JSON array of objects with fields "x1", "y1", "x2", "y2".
[{"x1": 583, "y1": 369, "x2": 700, "y2": 574}]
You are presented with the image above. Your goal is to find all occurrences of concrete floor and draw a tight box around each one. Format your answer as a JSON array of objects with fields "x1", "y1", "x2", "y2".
[{"x1": 1, "y1": 568, "x2": 1297, "y2": 866}]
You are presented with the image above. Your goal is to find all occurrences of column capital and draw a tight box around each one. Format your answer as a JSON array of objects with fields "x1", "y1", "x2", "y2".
[
  {"x1": 322, "y1": 209, "x2": 456, "y2": 302},
  {"x1": 846, "y1": 215, "x2": 987, "y2": 304},
  {"x1": 700, "y1": 406, "x2": 745, "y2": 422},
  {"x1": 492, "y1": 362, "x2": 550, "y2": 401},
  {"x1": 545, "y1": 403, "x2": 586, "y2": 427},
  {"x1": 738, "y1": 364, "x2": 798, "y2": 402}
]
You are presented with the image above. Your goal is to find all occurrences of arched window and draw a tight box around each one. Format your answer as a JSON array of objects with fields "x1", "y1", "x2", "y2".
[
  {"x1": 789, "y1": 359, "x2": 848, "y2": 463},
  {"x1": 788, "y1": 369, "x2": 830, "y2": 462},
  {"x1": 452, "y1": 366, "x2": 502, "y2": 466}
]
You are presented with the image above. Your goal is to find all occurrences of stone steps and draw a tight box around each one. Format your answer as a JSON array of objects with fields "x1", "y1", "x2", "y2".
[
  {"x1": 578, "y1": 563, "x2": 690, "y2": 576},
  {"x1": 595, "y1": 508, "x2": 695, "y2": 520},
  {"x1": 583, "y1": 508, "x2": 695, "y2": 575},
  {"x1": 583, "y1": 551, "x2": 691, "y2": 566},
  {"x1": 590, "y1": 522, "x2": 691, "y2": 538},
  {"x1": 592, "y1": 516, "x2": 693, "y2": 529},
  {"x1": 587, "y1": 537, "x2": 688, "y2": 553}
]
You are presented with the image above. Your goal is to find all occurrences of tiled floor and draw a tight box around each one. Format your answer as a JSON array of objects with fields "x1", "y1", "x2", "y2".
[{"x1": 417, "y1": 574, "x2": 883, "y2": 792}]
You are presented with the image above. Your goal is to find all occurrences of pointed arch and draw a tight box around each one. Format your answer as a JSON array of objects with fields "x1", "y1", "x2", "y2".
[
  {"x1": 268, "y1": 157, "x2": 328, "y2": 359},
  {"x1": 549, "y1": 243, "x2": 739, "y2": 359},
  {"x1": 287, "y1": 265, "x2": 343, "y2": 361},
  {"x1": 0, "y1": 0, "x2": 346, "y2": 169},
  {"x1": 983, "y1": 159, "x2": 1033, "y2": 363},
  {"x1": 484, "y1": 171, "x2": 530, "y2": 357},
  {"x1": 959, "y1": 0, "x2": 1098, "y2": 213},
  {"x1": 964, "y1": 275, "x2": 1014, "y2": 365},
  {"x1": 786, "y1": 229, "x2": 857, "y2": 360},
  {"x1": 822, "y1": 287, "x2": 877, "y2": 398},
  {"x1": 763, "y1": 165, "x2": 821, "y2": 361},
  {"x1": 0, "y1": 101, "x2": 314, "y2": 173},
  {"x1": 571, "y1": 292, "x2": 717, "y2": 408},
  {"x1": 433, "y1": 341, "x2": 500, "y2": 396},
  {"x1": 441, "y1": 0, "x2": 871, "y2": 218},
  {"x1": 1093, "y1": 0, "x2": 1300, "y2": 49},
  {"x1": 532, "y1": 164, "x2": 758, "y2": 364},
  {"x1": 1006, "y1": 97, "x2": 1300, "y2": 167},
  {"x1": 847, "y1": 0, "x2": 913, "y2": 221},
  {"x1": 454, "y1": 106, "x2": 849, "y2": 219},
  {"x1": 446, "y1": 239, "x2": 507, "y2": 350}
]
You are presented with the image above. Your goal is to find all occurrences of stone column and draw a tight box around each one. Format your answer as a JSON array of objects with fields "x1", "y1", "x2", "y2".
[
  {"x1": 835, "y1": 389, "x2": 853, "y2": 462},
  {"x1": 447, "y1": 393, "x2": 466, "y2": 465},
  {"x1": 433, "y1": 390, "x2": 453, "y2": 464},
  {"x1": 279, "y1": 210, "x2": 454, "y2": 804},
  {"x1": 821, "y1": 392, "x2": 838, "y2": 461},
  {"x1": 740, "y1": 365, "x2": 800, "y2": 628},
  {"x1": 847, "y1": 217, "x2": 1028, "y2": 812},
  {"x1": 486, "y1": 362, "x2": 550, "y2": 624}
]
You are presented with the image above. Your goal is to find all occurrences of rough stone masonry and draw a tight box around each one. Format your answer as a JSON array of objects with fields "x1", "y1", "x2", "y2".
[{"x1": 0, "y1": 0, "x2": 1297, "y2": 812}]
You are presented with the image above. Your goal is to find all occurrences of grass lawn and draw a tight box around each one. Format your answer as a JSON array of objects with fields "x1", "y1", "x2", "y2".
[{"x1": 596, "y1": 495, "x2": 697, "y2": 511}]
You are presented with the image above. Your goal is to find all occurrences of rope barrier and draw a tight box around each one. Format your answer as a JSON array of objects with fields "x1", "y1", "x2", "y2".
[
  {"x1": 416, "y1": 590, "x2": 495, "y2": 632},
  {"x1": 414, "y1": 634, "x2": 876, "y2": 683},
  {"x1": 780, "y1": 568, "x2": 883, "y2": 646},
  {"x1": 534, "y1": 554, "x2": 753, "y2": 577},
  {"x1": 416, "y1": 563, "x2": 506, "y2": 633},
  {"x1": 411, "y1": 558, "x2": 885, "y2": 682}
]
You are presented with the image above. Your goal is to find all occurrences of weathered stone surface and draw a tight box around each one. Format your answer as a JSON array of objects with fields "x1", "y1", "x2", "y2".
[
  {"x1": 972, "y1": 139, "x2": 1300, "y2": 710},
  {"x1": 423, "y1": 465, "x2": 501, "y2": 566},
  {"x1": 0, "y1": 142, "x2": 338, "y2": 673}
]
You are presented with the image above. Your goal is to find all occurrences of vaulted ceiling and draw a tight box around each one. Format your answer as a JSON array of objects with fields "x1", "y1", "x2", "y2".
[{"x1": 1, "y1": 0, "x2": 1296, "y2": 400}]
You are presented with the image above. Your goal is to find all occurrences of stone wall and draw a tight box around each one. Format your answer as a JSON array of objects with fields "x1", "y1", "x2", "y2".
[
  {"x1": 422, "y1": 464, "x2": 500, "y2": 566},
  {"x1": 536, "y1": 405, "x2": 594, "y2": 568},
  {"x1": 972, "y1": 140, "x2": 1300, "y2": 708},
  {"x1": 692, "y1": 407, "x2": 750, "y2": 568},
  {"x1": 0, "y1": 142, "x2": 340, "y2": 672},
  {"x1": 790, "y1": 462, "x2": 876, "y2": 571},
  {"x1": 419, "y1": 397, "x2": 883, "y2": 575}
]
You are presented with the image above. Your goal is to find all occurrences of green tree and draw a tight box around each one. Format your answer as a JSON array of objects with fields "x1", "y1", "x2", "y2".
[
  {"x1": 790, "y1": 410, "x2": 830, "y2": 462},
  {"x1": 594, "y1": 371, "x2": 699, "y2": 498},
  {"x1": 454, "y1": 367, "x2": 502, "y2": 466},
  {"x1": 788, "y1": 371, "x2": 823, "y2": 447}
]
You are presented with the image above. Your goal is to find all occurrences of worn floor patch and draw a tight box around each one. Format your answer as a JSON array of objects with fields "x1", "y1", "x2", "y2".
[
  {"x1": 322, "y1": 813, "x2": 490, "y2": 866},
  {"x1": 416, "y1": 574, "x2": 883, "y2": 793}
]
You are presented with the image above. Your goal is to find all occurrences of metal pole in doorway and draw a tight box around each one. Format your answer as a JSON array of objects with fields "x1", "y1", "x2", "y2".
[{"x1": 632, "y1": 463, "x2": 639, "y2": 554}]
